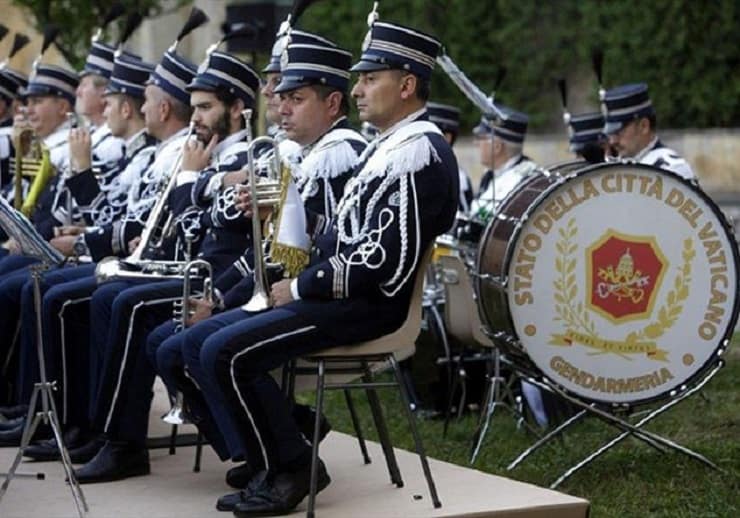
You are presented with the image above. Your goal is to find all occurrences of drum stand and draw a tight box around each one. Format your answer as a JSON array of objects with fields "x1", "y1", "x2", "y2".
[
  {"x1": 469, "y1": 346, "x2": 540, "y2": 464},
  {"x1": 506, "y1": 361, "x2": 725, "y2": 489},
  {"x1": 0, "y1": 264, "x2": 88, "y2": 517}
]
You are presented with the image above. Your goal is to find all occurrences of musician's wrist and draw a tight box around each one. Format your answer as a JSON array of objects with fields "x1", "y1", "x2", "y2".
[{"x1": 73, "y1": 234, "x2": 89, "y2": 257}]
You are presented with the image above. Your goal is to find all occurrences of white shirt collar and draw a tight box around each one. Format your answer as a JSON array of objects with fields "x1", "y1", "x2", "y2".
[
  {"x1": 301, "y1": 116, "x2": 348, "y2": 157},
  {"x1": 156, "y1": 126, "x2": 190, "y2": 154},
  {"x1": 495, "y1": 154, "x2": 522, "y2": 175},
  {"x1": 633, "y1": 136, "x2": 659, "y2": 162},
  {"x1": 374, "y1": 107, "x2": 427, "y2": 143},
  {"x1": 214, "y1": 128, "x2": 249, "y2": 160}
]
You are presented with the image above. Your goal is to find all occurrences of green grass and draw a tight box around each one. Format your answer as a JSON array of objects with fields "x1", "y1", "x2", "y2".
[{"x1": 298, "y1": 346, "x2": 740, "y2": 517}]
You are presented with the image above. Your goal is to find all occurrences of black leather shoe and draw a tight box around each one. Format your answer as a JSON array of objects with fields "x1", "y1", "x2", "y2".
[
  {"x1": 73, "y1": 441, "x2": 150, "y2": 484},
  {"x1": 24, "y1": 426, "x2": 90, "y2": 461},
  {"x1": 0, "y1": 416, "x2": 24, "y2": 431},
  {"x1": 232, "y1": 460, "x2": 331, "y2": 517},
  {"x1": 0, "y1": 404, "x2": 28, "y2": 420},
  {"x1": 226, "y1": 462, "x2": 260, "y2": 489},
  {"x1": 218, "y1": 471, "x2": 268, "y2": 511},
  {"x1": 69, "y1": 436, "x2": 106, "y2": 464}
]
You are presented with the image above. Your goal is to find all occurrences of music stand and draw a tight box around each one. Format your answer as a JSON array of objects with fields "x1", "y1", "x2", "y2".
[{"x1": 0, "y1": 197, "x2": 88, "y2": 516}]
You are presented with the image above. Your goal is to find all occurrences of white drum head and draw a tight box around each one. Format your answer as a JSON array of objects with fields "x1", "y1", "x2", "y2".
[{"x1": 507, "y1": 164, "x2": 738, "y2": 404}]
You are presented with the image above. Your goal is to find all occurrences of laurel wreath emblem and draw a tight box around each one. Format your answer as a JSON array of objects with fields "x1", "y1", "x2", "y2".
[{"x1": 553, "y1": 217, "x2": 695, "y2": 353}]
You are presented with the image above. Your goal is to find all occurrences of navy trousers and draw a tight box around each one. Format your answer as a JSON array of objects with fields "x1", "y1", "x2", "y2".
[
  {"x1": 0, "y1": 262, "x2": 93, "y2": 409},
  {"x1": 89, "y1": 279, "x2": 182, "y2": 445},
  {"x1": 150, "y1": 312, "x2": 250, "y2": 461},
  {"x1": 188, "y1": 305, "x2": 339, "y2": 473}
]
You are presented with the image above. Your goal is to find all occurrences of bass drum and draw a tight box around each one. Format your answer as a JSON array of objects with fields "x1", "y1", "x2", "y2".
[{"x1": 475, "y1": 162, "x2": 740, "y2": 407}]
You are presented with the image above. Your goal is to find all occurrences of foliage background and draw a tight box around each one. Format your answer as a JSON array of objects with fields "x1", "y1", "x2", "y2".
[{"x1": 13, "y1": 0, "x2": 740, "y2": 132}]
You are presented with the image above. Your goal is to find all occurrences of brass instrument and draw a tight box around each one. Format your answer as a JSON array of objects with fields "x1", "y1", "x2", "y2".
[
  {"x1": 95, "y1": 122, "x2": 196, "y2": 284},
  {"x1": 172, "y1": 258, "x2": 213, "y2": 330},
  {"x1": 11, "y1": 108, "x2": 54, "y2": 217},
  {"x1": 239, "y1": 109, "x2": 282, "y2": 312},
  {"x1": 163, "y1": 259, "x2": 213, "y2": 426}
]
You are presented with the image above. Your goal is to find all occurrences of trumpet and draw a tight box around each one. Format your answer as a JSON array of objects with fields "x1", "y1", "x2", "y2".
[
  {"x1": 95, "y1": 122, "x2": 196, "y2": 284},
  {"x1": 162, "y1": 259, "x2": 213, "y2": 427},
  {"x1": 239, "y1": 109, "x2": 282, "y2": 312},
  {"x1": 172, "y1": 258, "x2": 213, "y2": 330}
]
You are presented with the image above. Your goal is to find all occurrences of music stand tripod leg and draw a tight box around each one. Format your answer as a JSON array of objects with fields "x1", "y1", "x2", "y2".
[
  {"x1": 0, "y1": 386, "x2": 46, "y2": 500},
  {"x1": 0, "y1": 264, "x2": 88, "y2": 516}
]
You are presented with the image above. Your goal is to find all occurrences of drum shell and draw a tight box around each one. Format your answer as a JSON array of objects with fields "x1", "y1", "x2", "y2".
[{"x1": 475, "y1": 171, "x2": 560, "y2": 355}]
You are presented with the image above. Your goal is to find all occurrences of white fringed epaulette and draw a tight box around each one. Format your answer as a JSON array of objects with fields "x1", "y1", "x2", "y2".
[
  {"x1": 278, "y1": 139, "x2": 301, "y2": 167},
  {"x1": 297, "y1": 128, "x2": 365, "y2": 181},
  {"x1": 355, "y1": 121, "x2": 442, "y2": 185}
]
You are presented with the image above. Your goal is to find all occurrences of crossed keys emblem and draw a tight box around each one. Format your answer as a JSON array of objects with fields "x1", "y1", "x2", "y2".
[{"x1": 595, "y1": 248, "x2": 650, "y2": 304}]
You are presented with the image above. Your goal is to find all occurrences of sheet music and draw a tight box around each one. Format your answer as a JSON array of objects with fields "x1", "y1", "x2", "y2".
[{"x1": 0, "y1": 196, "x2": 63, "y2": 265}]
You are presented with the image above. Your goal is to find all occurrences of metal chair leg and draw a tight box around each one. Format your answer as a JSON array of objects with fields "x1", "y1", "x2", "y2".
[
  {"x1": 363, "y1": 364, "x2": 403, "y2": 488},
  {"x1": 168, "y1": 424, "x2": 178, "y2": 455},
  {"x1": 193, "y1": 432, "x2": 203, "y2": 473},
  {"x1": 343, "y1": 389, "x2": 371, "y2": 464},
  {"x1": 389, "y1": 356, "x2": 441, "y2": 509},
  {"x1": 307, "y1": 360, "x2": 326, "y2": 518},
  {"x1": 442, "y1": 362, "x2": 461, "y2": 437}
]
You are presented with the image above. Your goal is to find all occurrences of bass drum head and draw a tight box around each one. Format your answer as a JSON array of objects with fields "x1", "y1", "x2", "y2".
[{"x1": 505, "y1": 163, "x2": 739, "y2": 405}]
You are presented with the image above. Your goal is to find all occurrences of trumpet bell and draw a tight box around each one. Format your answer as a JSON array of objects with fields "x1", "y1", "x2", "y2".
[{"x1": 241, "y1": 290, "x2": 271, "y2": 312}]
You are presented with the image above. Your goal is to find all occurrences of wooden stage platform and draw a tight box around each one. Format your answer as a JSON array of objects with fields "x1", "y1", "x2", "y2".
[{"x1": 0, "y1": 385, "x2": 589, "y2": 518}]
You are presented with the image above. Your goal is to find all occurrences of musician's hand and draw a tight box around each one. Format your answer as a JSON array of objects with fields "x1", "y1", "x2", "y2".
[
  {"x1": 128, "y1": 236, "x2": 142, "y2": 254},
  {"x1": 54, "y1": 225, "x2": 85, "y2": 237},
  {"x1": 3, "y1": 238, "x2": 20, "y2": 255},
  {"x1": 235, "y1": 185, "x2": 272, "y2": 220},
  {"x1": 185, "y1": 297, "x2": 214, "y2": 327},
  {"x1": 181, "y1": 134, "x2": 217, "y2": 172},
  {"x1": 271, "y1": 279, "x2": 294, "y2": 307},
  {"x1": 12, "y1": 112, "x2": 32, "y2": 151},
  {"x1": 50, "y1": 235, "x2": 76, "y2": 257},
  {"x1": 222, "y1": 169, "x2": 248, "y2": 187},
  {"x1": 68, "y1": 128, "x2": 92, "y2": 173}
]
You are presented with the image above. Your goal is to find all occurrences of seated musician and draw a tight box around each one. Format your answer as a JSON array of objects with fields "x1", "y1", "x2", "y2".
[
  {"x1": 146, "y1": 34, "x2": 366, "y2": 503},
  {"x1": 180, "y1": 20, "x2": 459, "y2": 516},
  {"x1": 602, "y1": 82, "x2": 695, "y2": 179},
  {"x1": 0, "y1": 53, "x2": 159, "y2": 448},
  {"x1": 0, "y1": 35, "x2": 31, "y2": 198},
  {"x1": 428, "y1": 101, "x2": 474, "y2": 212},
  {"x1": 0, "y1": 59, "x2": 78, "y2": 276},
  {"x1": 70, "y1": 45, "x2": 267, "y2": 483},
  {"x1": 565, "y1": 111, "x2": 606, "y2": 164},
  {"x1": 470, "y1": 105, "x2": 538, "y2": 222}
]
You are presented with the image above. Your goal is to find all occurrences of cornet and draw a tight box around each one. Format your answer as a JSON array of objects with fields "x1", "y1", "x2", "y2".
[
  {"x1": 239, "y1": 109, "x2": 282, "y2": 312},
  {"x1": 172, "y1": 258, "x2": 213, "y2": 330}
]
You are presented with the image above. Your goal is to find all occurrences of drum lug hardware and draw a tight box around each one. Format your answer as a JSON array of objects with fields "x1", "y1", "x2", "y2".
[
  {"x1": 472, "y1": 272, "x2": 506, "y2": 288},
  {"x1": 441, "y1": 268, "x2": 459, "y2": 284}
]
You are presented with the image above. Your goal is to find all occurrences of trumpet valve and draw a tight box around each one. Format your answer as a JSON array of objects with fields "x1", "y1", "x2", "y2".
[{"x1": 254, "y1": 181, "x2": 282, "y2": 207}]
